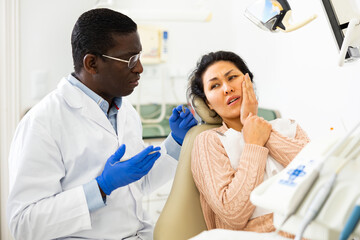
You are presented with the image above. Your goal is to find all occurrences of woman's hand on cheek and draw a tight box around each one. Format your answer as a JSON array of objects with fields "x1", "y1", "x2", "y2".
[
  {"x1": 240, "y1": 73, "x2": 258, "y2": 125},
  {"x1": 243, "y1": 113, "x2": 272, "y2": 146}
]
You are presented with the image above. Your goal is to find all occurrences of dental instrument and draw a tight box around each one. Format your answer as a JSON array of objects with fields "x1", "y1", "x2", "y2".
[
  {"x1": 251, "y1": 120, "x2": 360, "y2": 239},
  {"x1": 294, "y1": 173, "x2": 337, "y2": 240},
  {"x1": 177, "y1": 105, "x2": 187, "y2": 114},
  {"x1": 339, "y1": 196, "x2": 360, "y2": 240},
  {"x1": 169, "y1": 105, "x2": 198, "y2": 145},
  {"x1": 294, "y1": 122, "x2": 360, "y2": 240},
  {"x1": 273, "y1": 121, "x2": 360, "y2": 236}
]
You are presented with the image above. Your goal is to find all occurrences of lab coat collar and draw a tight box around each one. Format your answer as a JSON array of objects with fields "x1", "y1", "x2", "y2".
[
  {"x1": 58, "y1": 77, "x2": 117, "y2": 137},
  {"x1": 67, "y1": 74, "x2": 123, "y2": 115}
]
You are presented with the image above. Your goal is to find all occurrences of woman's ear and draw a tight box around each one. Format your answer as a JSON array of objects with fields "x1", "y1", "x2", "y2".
[
  {"x1": 206, "y1": 99, "x2": 214, "y2": 110},
  {"x1": 83, "y1": 54, "x2": 98, "y2": 75}
]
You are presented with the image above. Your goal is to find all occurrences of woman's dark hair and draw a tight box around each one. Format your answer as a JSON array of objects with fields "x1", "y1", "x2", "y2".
[
  {"x1": 71, "y1": 8, "x2": 137, "y2": 73},
  {"x1": 188, "y1": 51, "x2": 254, "y2": 107}
]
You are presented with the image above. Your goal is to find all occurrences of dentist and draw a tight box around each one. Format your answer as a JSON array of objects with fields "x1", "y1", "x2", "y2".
[{"x1": 7, "y1": 8, "x2": 197, "y2": 240}]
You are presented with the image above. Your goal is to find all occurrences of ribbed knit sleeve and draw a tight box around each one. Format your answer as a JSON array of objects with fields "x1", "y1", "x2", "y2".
[
  {"x1": 191, "y1": 128, "x2": 269, "y2": 230},
  {"x1": 265, "y1": 124, "x2": 310, "y2": 167}
]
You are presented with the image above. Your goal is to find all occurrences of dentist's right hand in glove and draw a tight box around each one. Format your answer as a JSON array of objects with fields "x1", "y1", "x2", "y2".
[{"x1": 96, "y1": 144, "x2": 161, "y2": 195}]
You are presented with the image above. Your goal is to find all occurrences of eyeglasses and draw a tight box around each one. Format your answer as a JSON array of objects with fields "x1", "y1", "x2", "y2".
[{"x1": 102, "y1": 51, "x2": 141, "y2": 69}]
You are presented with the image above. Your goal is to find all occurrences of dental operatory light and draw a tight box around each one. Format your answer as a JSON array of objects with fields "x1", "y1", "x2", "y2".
[
  {"x1": 321, "y1": 0, "x2": 360, "y2": 66},
  {"x1": 244, "y1": 0, "x2": 317, "y2": 33}
]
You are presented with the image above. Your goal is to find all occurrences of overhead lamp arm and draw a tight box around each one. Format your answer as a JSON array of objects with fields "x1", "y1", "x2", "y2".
[
  {"x1": 245, "y1": 0, "x2": 317, "y2": 33},
  {"x1": 278, "y1": 10, "x2": 317, "y2": 33}
]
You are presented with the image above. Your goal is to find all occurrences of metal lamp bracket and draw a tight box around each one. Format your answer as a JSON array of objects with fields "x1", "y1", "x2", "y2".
[{"x1": 338, "y1": 18, "x2": 360, "y2": 66}]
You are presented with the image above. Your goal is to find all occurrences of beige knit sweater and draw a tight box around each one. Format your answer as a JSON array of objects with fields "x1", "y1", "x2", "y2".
[{"x1": 191, "y1": 122, "x2": 310, "y2": 234}]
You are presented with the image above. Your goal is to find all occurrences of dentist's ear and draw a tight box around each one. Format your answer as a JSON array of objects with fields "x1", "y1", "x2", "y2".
[{"x1": 83, "y1": 54, "x2": 98, "y2": 74}]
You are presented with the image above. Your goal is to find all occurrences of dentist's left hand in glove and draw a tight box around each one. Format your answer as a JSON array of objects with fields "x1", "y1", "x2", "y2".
[{"x1": 169, "y1": 105, "x2": 198, "y2": 145}]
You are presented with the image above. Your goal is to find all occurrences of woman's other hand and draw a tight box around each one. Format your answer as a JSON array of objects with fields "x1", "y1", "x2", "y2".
[
  {"x1": 243, "y1": 113, "x2": 272, "y2": 146},
  {"x1": 240, "y1": 73, "x2": 258, "y2": 125}
]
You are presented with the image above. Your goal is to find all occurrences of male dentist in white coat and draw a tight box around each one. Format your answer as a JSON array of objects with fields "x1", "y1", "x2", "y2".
[{"x1": 7, "y1": 8, "x2": 197, "y2": 240}]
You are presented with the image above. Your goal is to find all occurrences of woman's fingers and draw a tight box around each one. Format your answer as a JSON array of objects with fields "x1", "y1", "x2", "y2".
[
  {"x1": 242, "y1": 76, "x2": 248, "y2": 101},
  {"x1": 240, "y1": 73, "x2": 259, "y2": 125},
  {"x1": 245, "y1": 73, "x2": 257, "y2": 101},
  {"x1": 242, "y1": 114, "x2": 272, "y2": 146},
  {"x1": 242, "y1": 74, "x2": 254, "y2": 103}
]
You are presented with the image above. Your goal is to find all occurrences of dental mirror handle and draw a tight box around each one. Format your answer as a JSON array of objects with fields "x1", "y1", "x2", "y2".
[{"x1": 279, "y1": 10, "x2": 317, "y2": 32}]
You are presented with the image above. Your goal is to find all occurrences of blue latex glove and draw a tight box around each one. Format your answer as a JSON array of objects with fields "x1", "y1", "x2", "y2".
[
  {"x1": 96, "y1": 144, "x2": 161, "y2": 195},
  {"x1": 169, "y1": 105, "x2": 198, "y2": 145}
]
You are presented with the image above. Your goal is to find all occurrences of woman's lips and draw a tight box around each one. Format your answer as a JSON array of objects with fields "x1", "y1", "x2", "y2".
[{"x1": 227, "y1": 96, "x2": 241, "y2": 106}]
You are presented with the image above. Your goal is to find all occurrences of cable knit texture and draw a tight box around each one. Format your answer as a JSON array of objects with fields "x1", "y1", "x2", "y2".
[{"x1": 191, "y1": 123, "x2": 310, "y2": 234}]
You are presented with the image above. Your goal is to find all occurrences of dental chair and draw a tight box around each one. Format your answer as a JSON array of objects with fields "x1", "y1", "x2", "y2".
[{"x1": 153, "y1": 97, "x2": 280, "y2": 240}]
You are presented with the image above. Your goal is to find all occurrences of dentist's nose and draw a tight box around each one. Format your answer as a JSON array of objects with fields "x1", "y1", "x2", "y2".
[{"x1": 132, "y1": 59, "x2": 143, "y2": 74}]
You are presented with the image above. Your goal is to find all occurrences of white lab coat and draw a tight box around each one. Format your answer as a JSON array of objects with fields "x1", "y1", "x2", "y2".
[{"x1": 7, "y1": 78, "x2": 178, "y2": 240}]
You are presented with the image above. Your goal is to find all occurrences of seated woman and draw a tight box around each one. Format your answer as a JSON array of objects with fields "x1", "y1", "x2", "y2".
[{"x1": 188, "y1": 51, "x2": 310, "y2": 236}]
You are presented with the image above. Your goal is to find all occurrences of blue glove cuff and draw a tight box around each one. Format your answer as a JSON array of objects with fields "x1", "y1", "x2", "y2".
[
  {"x1": 171, "y1": 132, "x2": 183, "y2": 145},
  {"x1": 96, "y1": 175, "x2": 112, "y2": 195}
]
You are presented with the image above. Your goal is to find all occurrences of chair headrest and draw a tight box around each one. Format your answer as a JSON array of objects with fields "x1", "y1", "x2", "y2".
[{"x1": 192, "y1": 96, "x2": 222, "y2": 125}]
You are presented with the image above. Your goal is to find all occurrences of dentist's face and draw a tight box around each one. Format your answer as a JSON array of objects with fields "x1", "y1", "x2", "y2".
[
  {"x1": 95, "y1": 32, "x2": 143, "y2": 99},
  {"x1": 202, "y1": 61, "x2": 245, "y2": 122}
]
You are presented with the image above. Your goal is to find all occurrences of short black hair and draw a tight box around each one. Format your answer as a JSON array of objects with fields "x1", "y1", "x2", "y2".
[
  {"x1": 71, "y1": 8, "x2": 137, "y2": 73},
  {"x1": 188, "y1": 50, "x2": 254, "y2": 106}
]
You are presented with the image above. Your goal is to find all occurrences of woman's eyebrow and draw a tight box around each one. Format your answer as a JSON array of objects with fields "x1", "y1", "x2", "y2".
[
  {"x1": 207, "y1": 69, "x2": 236, "y2": 83},
  {"x1": 224, "y1": 69, "x2": 234, "y2": 76},
  {"x1": 207, "y1": 77, "x2": 218, "y2": 82}
]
